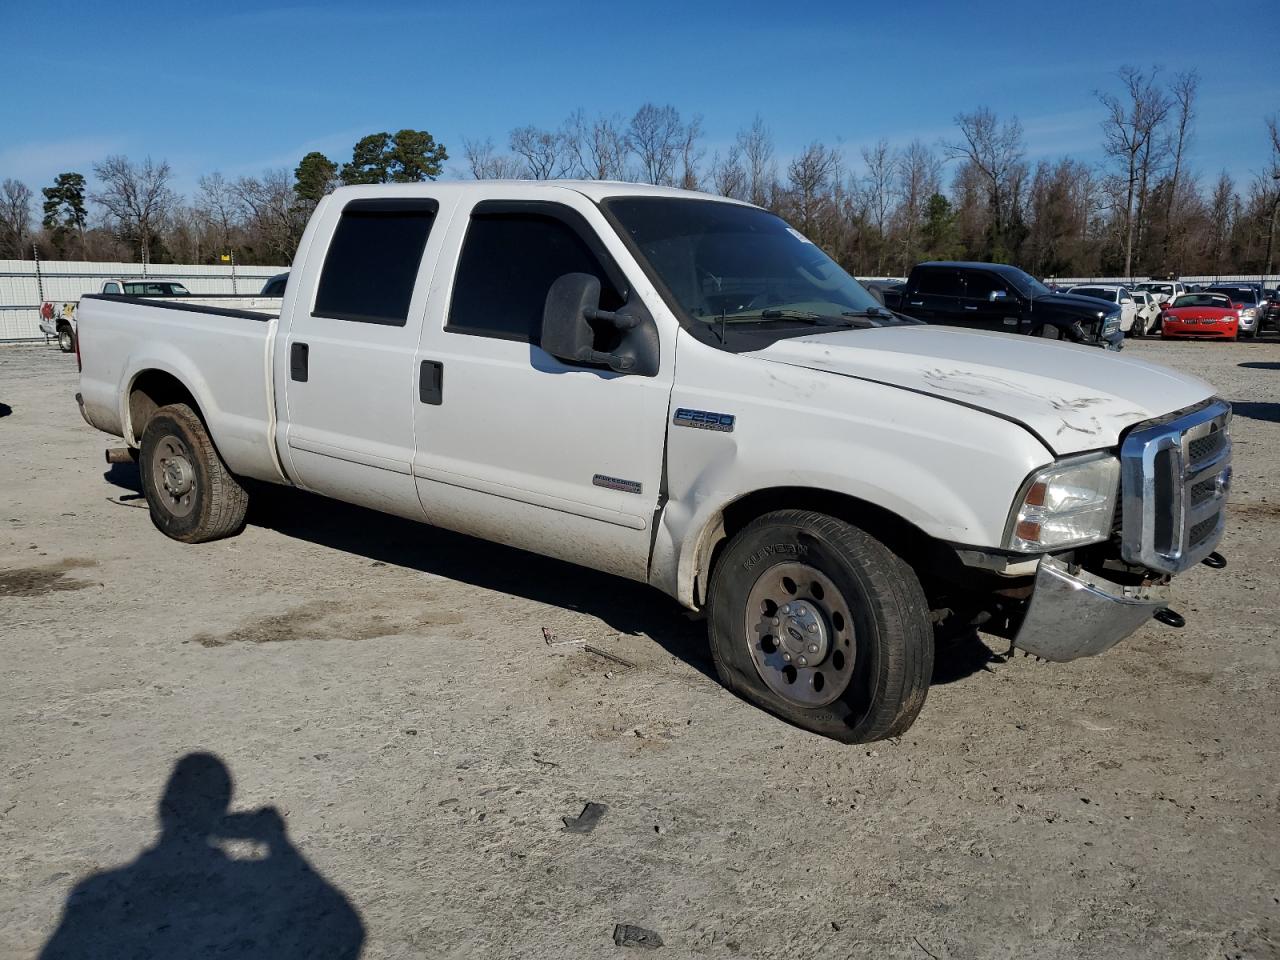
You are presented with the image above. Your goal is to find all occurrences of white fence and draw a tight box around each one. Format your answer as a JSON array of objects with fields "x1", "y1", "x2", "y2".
[
  {"x1": 0, "y1": 259, "x2": 287, "y2": 341},
  {"x1": 1050, "y1": 274, "x2": 1279, "y2": 287}
]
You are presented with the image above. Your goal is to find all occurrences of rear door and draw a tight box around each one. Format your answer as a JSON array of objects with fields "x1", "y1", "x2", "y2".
[
  {"x1": 908, "y1": 266, "x2": 966, "y2": 324},
  {"x1": 278, "y1": 193, "x2": 454, "y2": 520},
  {"x1": 410, "y1": 190, "x2": 674, "y2": 581}
]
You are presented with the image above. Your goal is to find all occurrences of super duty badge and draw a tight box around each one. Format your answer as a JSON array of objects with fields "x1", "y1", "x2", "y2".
[{"x1": 673, "y1": 408, "x2": 735, "y2": 433}]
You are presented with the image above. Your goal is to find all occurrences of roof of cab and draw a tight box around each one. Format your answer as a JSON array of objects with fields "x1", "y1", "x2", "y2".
[{"x1": 324, "y1": 179, "x2": 756, "y2": 207}]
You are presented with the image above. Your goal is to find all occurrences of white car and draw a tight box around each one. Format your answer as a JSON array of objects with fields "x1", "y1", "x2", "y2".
[
  {"x1": 1129, "y1": 290, "x2": 1162, "y2": 336},
  {"x1": 75, "y1": 181, "x2": 1232, "y2": 743},
  {"x1": 1067, "y1": 284, "x2": 1138, "y2": 334},
  {"x1": 1133, "y1": 280, "x2": 1186, "y2": 308}
]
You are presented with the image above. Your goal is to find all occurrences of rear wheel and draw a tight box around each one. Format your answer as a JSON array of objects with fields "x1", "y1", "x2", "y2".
[
  {"x1": 708, "y1": 510, "x2": 933, "y2": 743},
  {"x1": 1034, "y1": 324, "x2": 1061, "y2": 340},
  {"x1": 57, "y1": 324, "x2": 74, "y2": 353},
  {"x1": 139, "y1": 403, "x2": 248, "y2": 543}
]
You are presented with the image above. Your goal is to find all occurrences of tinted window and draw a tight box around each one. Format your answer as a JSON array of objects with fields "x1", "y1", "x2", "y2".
[
  {"x1": 963, "y1": 271, "x2": 1007, "y2": 299},
  {"x1": 916, "y1": 267, "x2": 963, "y2": 297},
  {"x1": 447, "y1": 210, "x2": 621, "y2": 344},
  {"x1": 1072, "y1": 287, "x2": 1117, "y2": 302},
  {"x1": 102, "y1": 282, "x2": 121, "y2": 295},
  {"x1": 314, "y1": 199, "x2": 437, "y2": 326}
]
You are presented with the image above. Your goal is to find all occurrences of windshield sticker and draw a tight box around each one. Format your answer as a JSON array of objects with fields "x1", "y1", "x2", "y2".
[{"x1": 786, "y1": 227, "x2": 814, "y2": 245}]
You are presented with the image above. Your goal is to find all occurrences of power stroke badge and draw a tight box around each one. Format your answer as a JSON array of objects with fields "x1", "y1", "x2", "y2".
[{"x1": 673, "y1": 408, "x2": 735, "y2": 432}]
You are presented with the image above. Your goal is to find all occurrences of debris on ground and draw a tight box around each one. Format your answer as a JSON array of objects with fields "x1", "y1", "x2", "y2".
[
  {"x1": 613, "y1": 924, "x2": 663, "y2": 949},
  {"x1": 543, "y1": 626, "x2": 585, "y2": 647},
  {"x1": 584, "y1": 644, "x2": 635, "y2": 668},
  {"x1": 562, "y1": 801, "x2": 608, "y2": 834}
]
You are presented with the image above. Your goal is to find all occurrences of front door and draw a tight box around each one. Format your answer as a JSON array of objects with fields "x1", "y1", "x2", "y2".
[
  {"x1": 411, "y1": 191, "x2": 674, "y2": 581},
  {"x1": 959, "y1": 270, "x2": 1021, "y2": 333}
]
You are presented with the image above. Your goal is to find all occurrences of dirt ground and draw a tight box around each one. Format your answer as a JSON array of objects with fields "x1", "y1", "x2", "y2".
[{"x1": 1, "y1": 336, "x2": 1277, "y2": 960}]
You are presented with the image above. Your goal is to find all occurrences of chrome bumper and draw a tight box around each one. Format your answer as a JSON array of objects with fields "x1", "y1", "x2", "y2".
[{"x1": 1013, "y1": 556, "x2": 1166, "y2": 661}]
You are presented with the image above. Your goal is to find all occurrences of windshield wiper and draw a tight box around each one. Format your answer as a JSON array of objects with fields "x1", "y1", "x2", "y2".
[{"x1": 708, "y1": 309, "x2": 859, "y2": 326}]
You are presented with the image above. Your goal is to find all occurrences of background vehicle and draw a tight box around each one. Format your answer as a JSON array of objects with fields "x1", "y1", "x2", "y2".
[
  {"x1": 1203, "y1": 285, "x2": 1262, "y2": 337},
  {"x1": 1263, "y1": 289, "x2": 1280, "y2": 333},
  {"x1": 260, "y1": 273, "x2": 289, "y2": 297},
  {"x1": 75, "y1": 182, "x2": 1229, "y2": 743},
  {"x1": 1133, "y1": 280, "x2": 1186, "y2": 307},
  {"x1": 880, "y1": 261, "x2": 1123, "y2": 347},
  {"x1": 1160, "y1": 292, "x2": 1240, "y2": 340},
  {"x1": 1129, "y1": 290, "x2": 1162, "y2": 336},
  {"x1": 1066, "y1": 284, "x2": 1138, "y2": 334},
  {"x1": 858, "y1": 279, "x2": 905, "y2": 307},
  {"x1": 40, "y1": 279, "x2": 283, "y2": 354}
]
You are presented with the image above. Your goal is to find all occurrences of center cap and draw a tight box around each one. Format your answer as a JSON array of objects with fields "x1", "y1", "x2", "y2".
[
  {"x1": 163, "y1": 458, "x2": 194, "y2": 496},
  {"x1": 777, "y1": 599, "x2": 829, "y2": 667}
]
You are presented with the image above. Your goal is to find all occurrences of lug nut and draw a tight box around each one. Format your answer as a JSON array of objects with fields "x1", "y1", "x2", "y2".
[
  {"x1": 772, "y1": 618, "x2": 780, "y2": 626},
  {"x1": 798, "y1": 657, "x2": 808, "y2": 666},
  {"x1": 808, "y1": 644, "x2": 818, "y2": 653},
  {"x1": 806, "y1": 623, "x2": 817, "y2": 633},
  {"x1": 781, "y1": 604, "x2": 791, "y2": 614},
  {"x1": 782, "y1": 653, "x2": 791, "y2": 661}
]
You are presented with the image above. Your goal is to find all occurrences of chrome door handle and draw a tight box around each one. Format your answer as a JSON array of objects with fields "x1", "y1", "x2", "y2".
[
  {"x1": 964, "y1": 305, "x2": 978, "y2": 311},
  {"x1": 909, "y1": 301, "x2": 924, "y2": 306}
]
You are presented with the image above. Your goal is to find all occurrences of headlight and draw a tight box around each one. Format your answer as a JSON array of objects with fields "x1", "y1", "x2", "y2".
[{"x1": 1005, "y1": 453, "x2": 1120, "y2": 552}]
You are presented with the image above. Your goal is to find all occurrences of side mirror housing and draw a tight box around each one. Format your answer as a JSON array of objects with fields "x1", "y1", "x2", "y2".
[
  {"x1": 541, "y1": 273, "x2": 659, "y2": 377},
  {"x1": 988, "y1": 289, "x2": 1008, "y2": 302}
]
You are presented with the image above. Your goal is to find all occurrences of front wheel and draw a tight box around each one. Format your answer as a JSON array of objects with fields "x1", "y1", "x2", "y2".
[
  {"x1": 1034, "y1": 324, "x2": 1061, "y2": 340},
  {"x1": 139, "y1": 403, "x2": 249, "y2": 543},
  {"x1": 708, "y1": 510, "x2": 933, "y2": 743}
]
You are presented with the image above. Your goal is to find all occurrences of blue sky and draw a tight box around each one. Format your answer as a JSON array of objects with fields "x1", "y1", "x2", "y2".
[{"x1": 1, "y1": 0, "x2": 1276, "y2": 199}]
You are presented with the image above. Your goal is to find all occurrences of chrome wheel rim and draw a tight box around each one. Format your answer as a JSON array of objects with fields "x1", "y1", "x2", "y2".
[
  {"x1": 744, "y1": 561, "x2": 855, "y2": 707},
  {"x1": 151, "y1": 434, "x2": 196, "y2": 519}
]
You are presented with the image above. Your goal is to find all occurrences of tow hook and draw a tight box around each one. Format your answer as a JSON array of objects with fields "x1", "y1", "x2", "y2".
[
  {"x1": 1202, "y1": 551, "x2": 1227, "y2": 569},
  {"x1": 1154, "y1": 608, "x2": 1186, "y2": 629}
]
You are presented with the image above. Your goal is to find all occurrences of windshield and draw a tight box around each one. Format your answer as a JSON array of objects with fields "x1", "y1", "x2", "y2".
[
  {"x1": 1072, "y1": 287, "x2": 1118, "y2": 302},
  {"x1": 1172, "y1": 294, "x2": 1231, "y2": 308},
  {"x1": 1206, "y1": 287, "x2": 1258, "y2": 304},
  {"x1": 123, "y1": 282, "x2": 190, "y2": 296},
  {"x1": 1138, "y1": 283, "x2": 1173, "y2": 296},
  {"x1": 603, "y1": 197, "x2": 894, "y2": 343},
  {"x1": 999, "y1": 267, "x2": 1051, "y2": 299}
]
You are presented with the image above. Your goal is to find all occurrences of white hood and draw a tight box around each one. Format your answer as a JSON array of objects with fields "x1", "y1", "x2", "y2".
[{"x1": 748, "y1": 326, "x2": 1217, "y2": 455}]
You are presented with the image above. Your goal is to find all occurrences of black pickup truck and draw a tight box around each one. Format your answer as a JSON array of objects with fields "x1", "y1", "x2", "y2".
[{"x1": 881, "y1": 261, "x2": 1124, "y2": 349}]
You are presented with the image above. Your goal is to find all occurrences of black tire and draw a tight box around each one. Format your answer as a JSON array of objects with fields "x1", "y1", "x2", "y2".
[
  {"x1": 1035, "y1": 324, "x2": 1061, "y2": 340},
  {"x1": 57, "y1": 324, "x2": 75, "y2": 353},
  {"x1": 707, "y1": 510, "x2": 933, "y2": 743},
  {"x1": 139, "y1": 403, "x2": 248, "y2": 543},
  {"x1": 1132, "y1": 315, "x2": 1147, "y2": 338}
]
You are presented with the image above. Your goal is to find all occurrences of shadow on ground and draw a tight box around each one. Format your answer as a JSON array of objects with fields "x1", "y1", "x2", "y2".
[
  {"x1": 1238, "y1": 361, "x2": 1280, "y2": 371},
  {"x1": 104, "y1": 463, "x2": 997, "y2": 687},
  {"x1": 0, "y1": 402, "x2": 11, "y2": 417},
  {"x1": 1230, "y1": 401, "x2": 1280, "y2": 423},
  {"x1": 39, "y1": 753, "x2": 364, "y2": 960}
]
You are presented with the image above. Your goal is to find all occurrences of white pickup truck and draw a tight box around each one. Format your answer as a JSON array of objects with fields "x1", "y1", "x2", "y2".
[{"x1": 75, "y1": 182, "x2": 1232, "y2": 742}]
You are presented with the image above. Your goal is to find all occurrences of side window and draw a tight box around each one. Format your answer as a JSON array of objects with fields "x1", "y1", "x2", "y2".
[
  {"x1": 963, "y1": 271, "x2": 1005, "y2": 300},
  {"x1": 916, "y1": 268, "x2": 963, "y2": 297},
  {"x1": 103, "y1": 282, "x2": 121, "y2": 295},
  {"x1": 447, "y1": 208, "x2": 623, "y2": 344},
  {"x1": 313, "y1": 198, "x2": 437, "y2": 326}
]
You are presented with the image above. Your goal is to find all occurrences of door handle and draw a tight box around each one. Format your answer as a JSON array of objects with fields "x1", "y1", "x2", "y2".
[
  {"x1": 964, "y1": 305, "x2": 978, "y2": 311},
  {"x1": 290, "y1": 342, "x2": 309, "y2": 382},
  {"x1": 420, "y1": 360, "x2": 443, "y2": 405},
  {"x1": 909, "y1": 300, "x2": 924, "y2": 306}
]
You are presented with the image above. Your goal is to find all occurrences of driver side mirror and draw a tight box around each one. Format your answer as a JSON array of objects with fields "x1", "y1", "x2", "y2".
[
  {"x1": 541, "y1": 273, "x2": 659, "y2": 377},
  {"x1": 988, "y1": 289, "x2": 1008, "y2": 302}
]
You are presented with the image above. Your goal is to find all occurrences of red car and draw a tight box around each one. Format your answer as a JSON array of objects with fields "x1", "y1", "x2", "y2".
[{"x1": 1160, "y1": 293, "x2": 1240, "y2": 340}]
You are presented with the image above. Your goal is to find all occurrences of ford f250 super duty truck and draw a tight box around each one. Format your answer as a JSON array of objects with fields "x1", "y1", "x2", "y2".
[
  {"x1": 882, "y1": 261, "x2": 1125, "y2": 348},
  {"x1": 75, "y1": 182, "x2": 1232, "y2": 743}
]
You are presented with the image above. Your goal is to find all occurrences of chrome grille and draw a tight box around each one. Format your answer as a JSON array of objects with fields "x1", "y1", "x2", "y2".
[{"x1": 1119, "y1": 399, "x2": 1232, "y2": 574}]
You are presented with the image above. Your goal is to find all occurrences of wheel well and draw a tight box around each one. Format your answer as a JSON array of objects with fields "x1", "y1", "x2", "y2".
[
  {"x1": 696, "y1": 486, "x2": 964, "y2": 606},
  {"x1": 128, "y1": 370, "x2": 200, "y2": 445}
]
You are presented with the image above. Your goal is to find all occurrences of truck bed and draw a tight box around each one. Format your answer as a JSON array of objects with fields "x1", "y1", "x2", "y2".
[{"x1": 77, "y1": 295, "x2": 286, "y2": 485}]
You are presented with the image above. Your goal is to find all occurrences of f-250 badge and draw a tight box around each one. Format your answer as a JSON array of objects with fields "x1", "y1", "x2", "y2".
[{"x1": 673, "y1": 408, "x2": 735, "y2": 432}]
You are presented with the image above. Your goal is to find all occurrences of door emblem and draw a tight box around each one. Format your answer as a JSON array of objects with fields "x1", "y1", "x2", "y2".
[{"x1": 593, "y1": 474, "x2": 642, "y2": 495}]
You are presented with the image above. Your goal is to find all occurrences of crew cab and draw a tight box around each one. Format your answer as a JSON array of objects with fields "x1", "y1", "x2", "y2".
[
  {"x1": 40, "y1": 279, "x2": 280, "y2": 353},
  {"x1": 75, "y1": 182, "x2": 1231, "y2": 743},
  {"x1": 881, "y1": 261, "x2": 1124, "y2": 348}
]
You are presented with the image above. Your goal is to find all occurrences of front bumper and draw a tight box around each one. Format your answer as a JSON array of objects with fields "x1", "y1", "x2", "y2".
[{"x1": 1012, "y1": 556, "x2": 1166, "y2": 661}]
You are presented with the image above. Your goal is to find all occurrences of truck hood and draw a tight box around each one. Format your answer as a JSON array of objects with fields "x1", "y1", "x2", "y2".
[
  {"x1": 1034, "y1": 291, "x2": 1122, "y2": 316},
  {"x1": 747, "y1": 325, "x2": 1216, "y2": 455}
]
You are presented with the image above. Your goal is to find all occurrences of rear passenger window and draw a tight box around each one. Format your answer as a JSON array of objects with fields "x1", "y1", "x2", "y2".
[
  {"x1": 314, "y1": 198, "x2": 437, "y2": 326},
  {"x1": 447, "y1": 208, "x2": 623, "y2": 344},
  {"x1": 917, "y1": 268, "x2": 963, "y2": 297}
]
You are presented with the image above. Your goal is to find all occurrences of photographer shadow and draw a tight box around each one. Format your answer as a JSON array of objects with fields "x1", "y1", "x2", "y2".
[{"x1": 40, "y1": 753, "x2": 364, "y2": 960}]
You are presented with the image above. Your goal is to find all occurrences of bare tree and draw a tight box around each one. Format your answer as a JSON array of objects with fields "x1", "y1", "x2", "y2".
[
  {"x1": 1160, "y1": 70, "x2": 1198, "y2": 267},
  {"x1": 563, "y1": 110, "x2": 631, "y2": 180},
  {"x1": 627, "y1": 104, "x2": 684, "y2": 186},
  {"x1": 196, "y1": 172, "x2": 240, "y2": 257},
  {"x1": 738, "y1": 116, "x2": 776, "y2": 208},
  {"x1": 91, "y1": 155, "x2": 176, "y2": 264},
  {"x1": 893, "y1": 140, "x2": 941, "y2": 273},
  {"x1": 1259, "y1": 115, "x2": 1280, "y2": 281},
  {"x1": 1207, "y1": 172, "x2": 1237, "y2": 276},
  {"x1": 679, "y1": 114, "x2": 705, "y2": 190},
  {"x1": 710, "y1": 145, "x2": 748, "y2": 201},
  {"x1": 508, "y1": 125, "x2": 570, "y2": 180},
  {"x1": 233, "y1": 169, "x2": 307, "y2": 262},
  {"x1": 786, "y1": 141, "x2": 841, "y2": 240},
  {"x1": 463, "y1": 138, "x2": 524, "y2": 179},
  {"x1": 1097, "y1": 66, "x2": 1173, "y2": 276},
  {"x1": 861, "y1": 140, "x2": 896, "y2": 274},
  {"x1": 942, "y1": 108, "x2": 1026, "y2": 259},
  {"x1": 0, "y1": 179, "x2": 34, "y2": 258}
]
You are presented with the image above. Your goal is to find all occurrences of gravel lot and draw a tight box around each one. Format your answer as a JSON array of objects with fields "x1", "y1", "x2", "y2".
[{"x1": 1, "y1": 336, "x2": 1277, "y2": 959}]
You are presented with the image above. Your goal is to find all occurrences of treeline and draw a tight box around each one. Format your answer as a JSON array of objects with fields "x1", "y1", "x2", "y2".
[{"x1": 1, "y1": 66, "x2": 1278, "y2": 279}]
